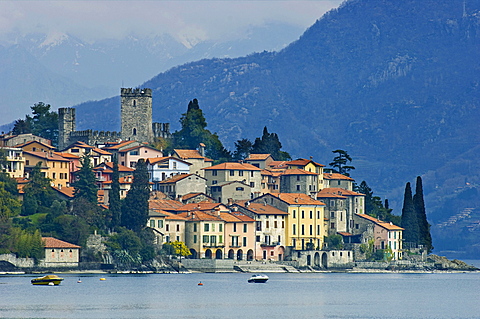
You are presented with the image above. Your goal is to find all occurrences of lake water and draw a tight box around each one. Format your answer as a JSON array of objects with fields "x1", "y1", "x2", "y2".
[{"x1": 1, "y1": 272, "x2": 479, "y2": 319}]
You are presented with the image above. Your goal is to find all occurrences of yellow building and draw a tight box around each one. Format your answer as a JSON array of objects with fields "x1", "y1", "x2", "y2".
[
  {"x1": 23, "y1": 151, "x2": 70, "y2": 188},
  {"x1": 252, "y1": 193, "x2": 326, "y2": 251}
]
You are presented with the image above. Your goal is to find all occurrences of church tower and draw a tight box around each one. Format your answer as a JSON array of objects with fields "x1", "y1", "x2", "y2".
[{"x1": 121, "y1": 88, "x2": 154, "y2": 144}]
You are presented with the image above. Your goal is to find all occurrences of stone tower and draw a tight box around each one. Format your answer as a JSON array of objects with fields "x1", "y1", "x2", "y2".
[
  {"x1": 121, "y1": 88, "x2": 154, "y2": 144},
  {"x1": 58, "y1": 107, "x2": 76, "y2": 150}
]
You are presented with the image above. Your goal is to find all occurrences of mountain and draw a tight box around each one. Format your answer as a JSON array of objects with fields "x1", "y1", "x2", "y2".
[{"x1": 74, "y1": 0, "x2": 480, "y2": 257}]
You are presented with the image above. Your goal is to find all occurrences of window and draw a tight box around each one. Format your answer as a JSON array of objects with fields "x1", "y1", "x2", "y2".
[
  {"x1": 301, "y1": 211, "x2": 305, "y2": 219},
  {"x1": 293, "y1": 224, "x2": 296, "y2": 235},
  {"x1": 193, "y1": 223, "x2": 197, "y2": 232},
  {"x1": 133, "y1": 100, "x2": 137, "y2": 107},
  {"x1": 250, "y1": 182, "x2": 255, "y2": 188},
  {"x1": 150, "y1": 220, "x2": 155, "y2": 227},
  {"x1": 193, "y1": 235, "x2": 197, "y2": 243},
  {"x1": 243, "y1": 224, "x2": 247, "y2": 232},
  {"x1": 266, "y1": 220, "x2": 269, "y2": 228},
  {"x1": 230, "y1": 170, "x2": 235, "y2": 176},
  {"x1": 331, "y1": 212, "x2": 335, "y2": 218},
  {"x1": 239, "y1": 170, "x2": 243, "y2": 176},
  {"x1": 256, "y1": 236, "x2": 261, "y2": 242},
  {"x1": 242, "y1": 237, "x2": 247, "y2": 246},
  {"x1": 219, "y1": 224, "x2": 223, "y2": 232},
  {"x1": 296, "y1": 185, "x2": 301, "y2": 191},
  {"x1": 301, "y1": 224, "x2": 305, "y2": 235},
  {"x1": 309, "y1": 225, "x2": 313, "y2": 235},
  {"x1": 212, "y1": 180, "x2": 217, "y2": 185},
  {"x1": 293, "y1": 210, "x2": 296, "y2": 218},
  {"x1": 176, "y1": 224, "x2": 180, "y2": 231},
  {"x1": 52, "y1": 172, "x2": 56, "y2": 179},
  {"x1": 210, "y1": 235, "x2": 216, "y2": 245},
  {"x1": 212, "y1": 170, "x2": 218, "y2": 176},
  {"x1": 212, "y1": 224, "x2": 215, "y2": 232},
  {"x1": 233, "y1": 223, "x2": 237, "y2": 232},
  {"x1": 219, "y1": 235, "x2": 223, "y2": 243},
  {"x1": 166, "y1": 224, "x2": 170, "y2": 231},
  {"x1": 282, "y1": 221, "x2": 285, "y2": 228},
  {"x1": 317, "y1": 225, "x2": 320, "y2": 235},
  {"x1": 158, "y1": 220, "x2": 163, "y2": 228},
  {"x1": 250, "y1": 171, "x2": 254, "y2": 177},
  {"x1": 203, "y1": 235, "x2": 209, "y2": 243},
  {"x1": 330, "y1": 222, "x2": 335, "y2": 229},
  {"x1": 256, "y1": 221, "x2": 262, "y2": 231},
  {"x1": 71, "y1": 149, "x2": 79, "y2": 153},
  {"x1": 232, "y1": 236, "x2": 239, "y2": 246},
  {"x1": 236, "y1": 187, "x2": 244, "y2": 191},
  {"x1": 204, "y1": 224, "x2": 209, "y2": 232},
  {"x1": 133, "y1": 128, "x2": 137, "y2": 135},
  {"x1": 130, "y1": 150, "x2": 139, "y2": 155},
  {"x1": 309, "y1": 211, "x2": 313, "y2": 219},
  {"x1": 173, "y1": 162, "x2": 177, "y2": 169},
  {"x1": 274, "y1": 221, "x2": 278, "y2": 228}
]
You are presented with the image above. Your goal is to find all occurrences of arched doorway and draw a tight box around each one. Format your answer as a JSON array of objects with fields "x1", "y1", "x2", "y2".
[
  {"x1": 189, "y1": 249, "x2": 197, "y2": 259},
  {"x1": 215, "y1": 249, "x2": 223, "y2": 259},
  {"x1": 278, "y1": 246, "x2": 285, "y2": 261},
  {"x1": 321, "y1": 252, "x2": 328, "y2": 268},
  {"x1": 314, "y1": 252, "x2": 320, "y2": 267},
  {"x1": 228, "y1": 249, "x2": 235, "y2": 259},
  {"x1": 247, "y1": 249, "x2": 254, "y2": 261},
  {"x1": 205, "y1": 249, "x2": 212, "y2": 259},
  {"x1": 237, "y1": 249, "x2": 243, "y2": 261}
]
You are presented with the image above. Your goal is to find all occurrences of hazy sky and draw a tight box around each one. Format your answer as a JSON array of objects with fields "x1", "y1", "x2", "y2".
[{"x1": 0, "y1": 1, "x2": 343, "y2": 46}]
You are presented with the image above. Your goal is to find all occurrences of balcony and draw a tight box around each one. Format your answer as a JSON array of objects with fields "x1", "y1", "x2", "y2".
[
  {"x1": 202, "y1": 243, "x2": 225, "y2": 248},
  {"x1": 260, "y1": 242, "x2": 280, "y2": 247}
]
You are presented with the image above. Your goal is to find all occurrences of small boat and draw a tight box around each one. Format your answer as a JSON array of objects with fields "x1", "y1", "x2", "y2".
[
  {"x1": 248, "y1": 274, "x2": 269, "y2": 283},
  {"x1": 31, "y1": 275, "x2": 64, "y2": 286}
]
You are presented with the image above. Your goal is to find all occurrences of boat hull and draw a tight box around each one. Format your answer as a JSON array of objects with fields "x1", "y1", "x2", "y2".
[{"x1": 31, "y1": 275, "x2": 64, "y2": 285}]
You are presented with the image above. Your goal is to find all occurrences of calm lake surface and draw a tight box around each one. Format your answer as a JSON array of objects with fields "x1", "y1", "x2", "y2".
[{"x1": 1, "y1": 272, "x2": 479, "y2": 319}]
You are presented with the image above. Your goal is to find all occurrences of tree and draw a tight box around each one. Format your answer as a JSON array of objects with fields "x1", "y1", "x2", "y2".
[
  {"x1": 324, "y1": 234, "x2": 344, "y2": 250},
  {"x1": 251, "y1": 127, "x2": 291, "y2": 160},
  {"x1": 173, "y1": 99, "x2": 232, "y2": 162},
  {"x1": 107, "y1": 156, "x2": 122, "y2": 231},
  {"x1": 401, "y1": 182, "x2": 419, "y2": 246},
  {"x1": 413, "y1": 176, "x2": 433, "y2": 253},
  {"x1": 233, "y1": 138, "x2": 253, "y2": 161},
  {"x1": 356, "y1": 181, "x2": 400, "y2": 225},
  {"x1": 21, "y1": 162, "x2": 55, "y2": 216},
  {"x1": 72, "y1": 155, "x2": 97, "y2": 204},
  {"x1": 329, "y1": 149, "x2": 355, "y2": 176},
  {"x1": 121, "y1": 159, "x2": 150, "y2": 233},
  {"x1": 163, "y1": 241, "x2": 192, "y2": 259},
  {"x1": 13, "y1": 102, "x2": 59, "y2": 146}
]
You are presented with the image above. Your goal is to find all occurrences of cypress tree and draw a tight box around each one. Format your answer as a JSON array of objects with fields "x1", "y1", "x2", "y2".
[
  {"x1": 72, "y1": 155, "x2": 97, "y2": 204},
  {"x1": 401, "y1": 182, "x2": 418, "y2": 246},
  {"x1": 108, "y1": 156, "x2": 122, "y2": 231},
  {"x1": 121, "y1": 159, "x2": 150, "y2": 233},
  {"x1": 413, "y1": 176, "x2": 433, "y2": 253}
]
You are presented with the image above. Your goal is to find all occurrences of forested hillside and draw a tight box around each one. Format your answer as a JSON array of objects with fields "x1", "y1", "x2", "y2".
[{"x1": 75, "y1": 0, "x2": 480, "y2": 256}]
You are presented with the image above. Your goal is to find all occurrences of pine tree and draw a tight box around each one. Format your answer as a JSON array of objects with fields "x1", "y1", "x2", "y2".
[
  {"x1": 121, "y1": 159, "x2": 150, "y2": 233},
  {"x1": 21, "y1": 162, "x2": 55, "y2": 216},
  {"x1": 329, "y1": 149, "x2": 355, "y2": 176},
  {"x1": 413, "y1": 176, "x2": 433, "y2": 253},
  {"x1": 401, "y1": 182, "x2": 419, "y2": 246},
  {"x1": 108, "y1": 156, "x2": 122, "y2": 231},
  {"x1": 251, "y1": 127, "x2": 290, "y2": 160},
  {"x1": 72, "y1": 155, "x2": 98, "y2": 204}
]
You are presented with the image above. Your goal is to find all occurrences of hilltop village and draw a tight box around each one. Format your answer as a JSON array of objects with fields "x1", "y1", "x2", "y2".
[{"x1": 0, "y1": 88, "x2": 473, "y2": 273}]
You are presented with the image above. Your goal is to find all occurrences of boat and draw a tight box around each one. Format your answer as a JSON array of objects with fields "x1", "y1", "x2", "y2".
[
  {"x1": 247, "y1": 274, "x2": 269, "y2": 283},
  {"x1": 31, "y1": 275, "x2": 64, "y2": 285}
]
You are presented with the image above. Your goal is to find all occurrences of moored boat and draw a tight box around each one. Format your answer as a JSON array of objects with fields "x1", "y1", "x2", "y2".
[
  {"x1": 31, "y1": 275, "x2": 64, "y2": 285},
  {"x1": 248, "y1": 274, "x2": 269, "y2": 283}
]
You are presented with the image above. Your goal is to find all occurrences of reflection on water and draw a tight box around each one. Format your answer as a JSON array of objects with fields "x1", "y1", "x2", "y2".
[{"x1": 0, "y1": 272, "x2": 479, "y2": 319}]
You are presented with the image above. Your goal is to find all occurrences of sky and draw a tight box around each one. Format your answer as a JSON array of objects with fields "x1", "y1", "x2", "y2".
[{"x1": 0, "y1": 1, "x2": 343, "y2": 46}]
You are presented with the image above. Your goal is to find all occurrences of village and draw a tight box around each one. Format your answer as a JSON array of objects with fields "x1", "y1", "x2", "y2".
[{"x1": 0, "y1": 88, "x2": 474, "y2": 273}]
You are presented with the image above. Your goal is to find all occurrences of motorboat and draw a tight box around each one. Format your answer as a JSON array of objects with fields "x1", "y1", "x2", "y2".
[
  {"x1": 248, "y1": 274, "x2": 269, "y2": 283},
  {"x1": 31, "y1": 275, "x2": 64, "y2": 285}
]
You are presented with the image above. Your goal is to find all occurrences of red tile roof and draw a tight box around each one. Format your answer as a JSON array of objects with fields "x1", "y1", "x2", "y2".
[
  {"x1": 149, "y1": 199, "x2": 184, "y2": 211},
  {"x1": 42, "y1": 237, "x2": 81, "y2": 249},
  {"x1": 323, "y1": 173, "x2": 354, "y2": 181},
  {"x1": 286, "y1": 158, "x2": 325, "y2": 167},
  {"x1": 51, "y1": 186, "x2": 75, "y2": 198},
  {"x1": 355, "y1": 214, "x2": 404, "y2": 231},
  {"x1": 320, "y1": 187, "x2": 364, "y2": 197},
  {"x1": 174, "y1": 149, "x2": 214, "y2": 162},
  {"x1": 234, "y1": 202, "x2": 288, "y2": 215},
  {"x1": 23, "y1": 151, "x2": 70, "y2": 162},
  {"x1": 203, "y1": 162, "x2": 261, "y2": 171},
  {"x1": 147, "y1": 156, "x2": 191, "y2": 165},
  {"x1": 281, "y1": 168, "x2": 318, "y2": 176},
  {"x1": 266, "y1": 193, "x2": 326, "y2": 206},
  {"x1": 245, "y1": 154, "x2": 272, "y2": 160}
]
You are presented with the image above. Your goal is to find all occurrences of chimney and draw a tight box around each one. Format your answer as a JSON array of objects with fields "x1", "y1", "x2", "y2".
[
  {"x1": 227, "y1": 198, "x2": 233, "y2": 206},
  {"x1": 198, "y1": 143, "x2": 205, "y2": 157},
  {"x1": 245, "y1": 201, "x2": 250, "y2": 208},
  {"x1": 295, "y1": 197, "x2": 298, "y2": 203},
  {"x1": 215, "y1": 207, "x2": 221, "y2": 216}
]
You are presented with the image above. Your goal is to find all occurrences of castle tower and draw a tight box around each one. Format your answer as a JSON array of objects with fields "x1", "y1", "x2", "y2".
[
  {"x1": 121, "y1": 88, "x2": 153, "y2": 144},
  {"x1": 58, "y1": 107, "x2": 76, "y2": 150}
]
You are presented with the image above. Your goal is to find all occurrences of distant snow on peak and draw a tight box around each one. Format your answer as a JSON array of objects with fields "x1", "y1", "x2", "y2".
[{"x1": 39, "y1": 31, "x2": 69, "y2": 48}]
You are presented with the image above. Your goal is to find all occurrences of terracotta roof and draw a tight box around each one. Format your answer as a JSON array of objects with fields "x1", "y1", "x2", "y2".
[
  {"x1": 159, "y1": 173, "x2": 192, "y2": 184},
  {"x1": 177, "y1": 211, "x2": 223, "y2": 222},
  {"x1": 234, "y1": 202, "x2": 288, "y2": 215},
  {"x1": 15, "y1": 140, "x2": 55, "y2": 149},
  {"x1": 42, "y1": 237, "x2": 81, "y2": 249},
  {"x1": 102, "y1": 140, "x2": 136, "y2": 150},
  {"x1": 316, "y1": 188, "x2": 347, "y2": 199},
  {"x1": 23, "y1": 151, "x2": 70, "y2": 162},
  {"x1": 163, "y1": 211, "x2": 188, "y2": 221},
  {"x1": 51, "y1": 186, "x2": 75, "y2": 198},
  {"x1": 92, "y1": 147, "x2": 112, "y2": 156},
  {"x1": 245, "y1": 154, "x2": 271, "y2": 160},
  {"x1": 149, "y1": 199, "x2": 184, "y2": 211},
  {"x1": 337, "y1": 232, "x2": 354, "y2": 236},
  {"x1": 119, "y1": 144, "x2": 162, "y2": 154},
  {"x1": 219, "y1": 211, "x2": 255, "y2": 223},
  {"x1": 323, "y1": 173, "x2": 354, "y2": 181},
  {"x1": 281, "y1": 168, "x2": 318, "y2": 176},
  {"x1": 181, "y1": 192, "x2": 206, "y2": 200},
  {"x1": 286, "y1": 158, "x2": 325, "y2": 167},
  {"x1": 320, "y1": 187, "x2": 364, "y2": 197},
  {"x1": 265, "y1": 193, "x2": 325, "y2": 206},
  {"x1": 54, "y1": 152, "x2": 80, "y2": 159},
  {"x1": 203, "y1": 162, "x2": 261, "y2": 171},
  {"x1": 267, "y1": 161, "x2": 288, "y2": 169},
  {"x1": 355, "y1": 214, "x2": 404, "y2": 231},
  {"x1": 94, "y1": 162, "x2": 134, "y2": 172},
  {"x1": 174, "y1": 149, "x2": 214, "y2": 162},
  {"x1": 177, "y1": 202, "x2": 226, "y2": 212}
]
